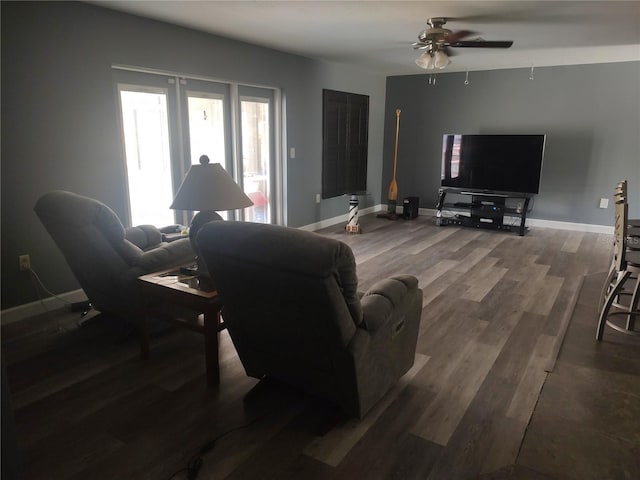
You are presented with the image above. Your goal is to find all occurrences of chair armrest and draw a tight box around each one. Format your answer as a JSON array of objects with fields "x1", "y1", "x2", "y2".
[
  {"x1": 344, "y1": 274, "x2": 422, "y2": 417},
  {"x1": 158, "y1": 224, "x2": 182, "y2": 234},
  {"x1": 125, "y1": 225, "x2": 163, "y2": 250},
  {"x1": 131, "y1": 237, "x2": 195, "y2": 272},
  {"x1": 360, "y1": 275, "x2": 420, "y2": 334}
]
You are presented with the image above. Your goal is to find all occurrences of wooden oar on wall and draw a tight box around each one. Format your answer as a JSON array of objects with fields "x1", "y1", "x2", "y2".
[{"x1": 387, "y1": 109, "x2": 401, "y2": 215}]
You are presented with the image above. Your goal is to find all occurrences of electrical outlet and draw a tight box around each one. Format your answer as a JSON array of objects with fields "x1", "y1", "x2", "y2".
[
  {"x1": 599, "y1": 198, "x2": 609, "y2": 209},
  {"x1": 315, "y1": 193, "x2": 321, "y2": 204},
  {"x1": 19, "y1": 254, "x2": 31, "y2": 271}
]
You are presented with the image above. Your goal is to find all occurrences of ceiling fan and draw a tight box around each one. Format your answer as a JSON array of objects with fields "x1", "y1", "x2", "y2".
[{"x1": 412, "y1": 17, "x2": 514, "y2": 70}]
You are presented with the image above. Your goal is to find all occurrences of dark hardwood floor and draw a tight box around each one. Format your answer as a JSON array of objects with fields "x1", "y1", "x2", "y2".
[{"x1": 3, "y1": 214, "x2": 639, "y2": 479}]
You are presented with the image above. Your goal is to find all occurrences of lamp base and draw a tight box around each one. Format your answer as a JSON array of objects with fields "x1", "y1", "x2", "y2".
[{"x1": 188, "y1": 210, "x2": 224, "y2": 276}]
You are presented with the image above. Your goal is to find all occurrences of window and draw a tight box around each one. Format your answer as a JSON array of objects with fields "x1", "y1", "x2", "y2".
[{"x1": 116, "y1": 69, "x2": 281, "y2": 227}]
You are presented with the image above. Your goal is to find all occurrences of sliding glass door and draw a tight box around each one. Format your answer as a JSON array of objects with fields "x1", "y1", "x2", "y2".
[
  {"x1": 239, "y1": 86, "x2": 275, "y2": 223},
  {"x1": 117, "y1": 72, "x2": 178, "y2": 227},
  {"x1": 116, "y1": 69, "x2": 280, "y2": 227},
  {"x1": 180, "y1": 79, "x2": 230, "y2": 167},
  {"x1": 180, "y1": 79, "x2": 232, "y2": 220}
]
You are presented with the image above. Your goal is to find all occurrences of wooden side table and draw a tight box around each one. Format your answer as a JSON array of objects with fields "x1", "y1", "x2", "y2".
[{"x1": 138, "y1": 267, "x2": 224, "y2": 386}]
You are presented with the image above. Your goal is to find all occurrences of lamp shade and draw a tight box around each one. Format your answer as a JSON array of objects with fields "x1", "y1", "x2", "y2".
[{"x1": 170, "y1": 156, "x2": 253, "y2": 212}]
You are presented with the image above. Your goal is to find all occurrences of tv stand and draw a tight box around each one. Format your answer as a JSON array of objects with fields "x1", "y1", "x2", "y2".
[{"x1": 435, "y1": 188, "x2": 532, "y2": 236}]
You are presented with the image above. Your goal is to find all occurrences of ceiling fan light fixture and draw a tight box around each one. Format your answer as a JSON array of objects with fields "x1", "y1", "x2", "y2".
[
  {"x1": 415, "y1": 51, "x2": 434, "y2": 69},
  {"x1": 434, "y1": 50, "x2": 450, "y2": 69},
  {"x1": 412, "y1": 17, "x2": 513, "y2": 71}
]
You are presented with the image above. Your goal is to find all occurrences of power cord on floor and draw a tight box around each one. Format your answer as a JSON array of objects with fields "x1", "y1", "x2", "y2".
[
  {"x1": 26, "y1": 267, "x2": 53, "y2": 314},
  {"x1": 27, "y1": 267, "x2": 73, "y2": 307},
  {"x1": 165, "y1": 412, "x2": 269, "y2": 480},
  {"x1": 26, "y1": 267, "x2": 93, "y2": 319}
]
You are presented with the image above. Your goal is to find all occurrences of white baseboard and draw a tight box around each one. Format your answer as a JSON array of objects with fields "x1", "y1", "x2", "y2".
[
  {"x1": 427, "y1": 208, "x2": 612, "y2": 234},
  {"x1": 524, "y1": 218, "x2": 613, "y2": 234},
  {"x1": 1, "y1": 289, "x2": 87, "y2": 326},
  {"x1": 301, "y1": 205, "x2": 613, "y2": 234},
  {"x1": 298, "y1": 204, "x2": 384, "y2": 231}
]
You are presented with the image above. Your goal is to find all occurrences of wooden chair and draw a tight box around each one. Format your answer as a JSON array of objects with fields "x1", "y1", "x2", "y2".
[
  {"x1": 596, "y1": 187, "x2": 640, "y2": 340},
  {"x1": 615, "y1": 180, "x2": 640, "y2": 228}
]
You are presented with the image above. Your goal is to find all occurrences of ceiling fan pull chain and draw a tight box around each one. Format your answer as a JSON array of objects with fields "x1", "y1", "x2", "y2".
[
  {"x1": 530, "y1": 65, "x2": 535, "y2": 80},
  {"x1": 464, "y1": 71, "x2": 470, "y2": 86}
]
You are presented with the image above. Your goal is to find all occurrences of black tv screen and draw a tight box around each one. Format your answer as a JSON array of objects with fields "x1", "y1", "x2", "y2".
[{"x1": 441, "y1": 134, "x2": 545, "y2": 195}]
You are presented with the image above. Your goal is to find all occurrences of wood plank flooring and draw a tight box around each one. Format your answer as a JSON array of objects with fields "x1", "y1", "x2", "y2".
[{"x1": 3, "y1": 214, "x2": 638, "y2": 480}]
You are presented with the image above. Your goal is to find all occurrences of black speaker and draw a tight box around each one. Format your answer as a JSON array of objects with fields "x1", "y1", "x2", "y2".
[{"x1": 402, "y1": 196, "x2": 419, "y2": 220}]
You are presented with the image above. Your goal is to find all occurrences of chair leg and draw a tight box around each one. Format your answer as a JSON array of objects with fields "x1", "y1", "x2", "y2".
[
  {"x1": 597, "y1": 270, "x2": 632, "y2": 341},
  {"x1": 626, "y1": 273, "x2": 640, "y2": 331},
  {"x1": 598, "y1": 263, "x2": 617, "y2": 315}
]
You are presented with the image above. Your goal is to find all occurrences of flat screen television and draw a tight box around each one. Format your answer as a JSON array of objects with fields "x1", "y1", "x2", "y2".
[{"x1": 441, "y1": 134, "x2": 546, "y2": 195}]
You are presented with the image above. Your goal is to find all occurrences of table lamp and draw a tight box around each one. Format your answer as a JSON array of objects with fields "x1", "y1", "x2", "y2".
[{"x1": 170, "y1": 155, "x2": 253, "y2": 273}]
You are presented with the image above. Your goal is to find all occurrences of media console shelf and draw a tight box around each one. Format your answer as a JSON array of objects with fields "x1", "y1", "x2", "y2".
[{"x1": 435, "y1": 188, "x2": 533, "y2": 236}]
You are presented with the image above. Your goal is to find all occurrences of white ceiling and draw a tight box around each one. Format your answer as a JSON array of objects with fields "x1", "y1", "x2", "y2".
[{"x1": 93, "y1": 1, "x2": 640, "y2": 75}]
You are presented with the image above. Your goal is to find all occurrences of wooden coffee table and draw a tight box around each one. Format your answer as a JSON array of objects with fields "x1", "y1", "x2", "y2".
[{"x1": 138, "y1": 266, "x2": 224, "y2": 386}]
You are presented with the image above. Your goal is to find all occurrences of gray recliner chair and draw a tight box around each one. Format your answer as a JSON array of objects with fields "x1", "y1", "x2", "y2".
[
  {"x1": 34, "y1": 191, "x2": 195, "y2": 353},
  {"x1": 196, "y1": 221, "x2": 423, "y2": 418}
]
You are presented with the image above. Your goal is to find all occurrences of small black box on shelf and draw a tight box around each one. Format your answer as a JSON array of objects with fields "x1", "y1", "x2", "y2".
[{"x1": 402, "y1": 196, "x2": 419, "y2": 220}]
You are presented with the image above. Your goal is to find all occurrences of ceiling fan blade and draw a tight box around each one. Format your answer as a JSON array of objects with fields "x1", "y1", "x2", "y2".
[
  {"x1": 443, "y1": 30, "x2": 475, "y2": 43},
  {"x1": 450, "y1": 40, "x2": 514, "y2": 48},
  {"x1": 441, "y1": 46, "x2": 458, "y2": 57},
  {"x1": 412, "y1": 42, "x2": 429, "y2": 50}
]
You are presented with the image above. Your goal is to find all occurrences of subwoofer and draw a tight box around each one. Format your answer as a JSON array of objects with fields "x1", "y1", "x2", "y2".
[{"x1": 402, "y1": 196, "x2": 419, "y2": 220}]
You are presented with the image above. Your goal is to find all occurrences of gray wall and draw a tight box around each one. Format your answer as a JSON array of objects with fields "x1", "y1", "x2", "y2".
[
  {"x1": 1, "y1": 1, "x2": 386, "y2": 309},
  {"x1": 3, "y1": 2, "x2": 637, "y2": 311},
  {"x1": 382, "y1": 63, "x2": 640, "y2": 223}
]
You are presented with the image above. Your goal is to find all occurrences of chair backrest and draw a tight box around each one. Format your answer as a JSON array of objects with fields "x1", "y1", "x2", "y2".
[
  {"x1": 196, "y1": 221, "x2": 364, "y2": 394},
  {"x1": 614, "y1": 193, "x2": 629, "y2": 271},
  {"x1": 34, "y1": 191, "x2": 144, "y2": 311}
]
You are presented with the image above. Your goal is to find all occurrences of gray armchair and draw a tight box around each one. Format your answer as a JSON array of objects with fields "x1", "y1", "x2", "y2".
[
  {"x1": 196, "y1": 221, "x2": 423, "y2": 418},
  {"x1": 34, "y1": 191, "x2": 195, "y2": 352}
]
